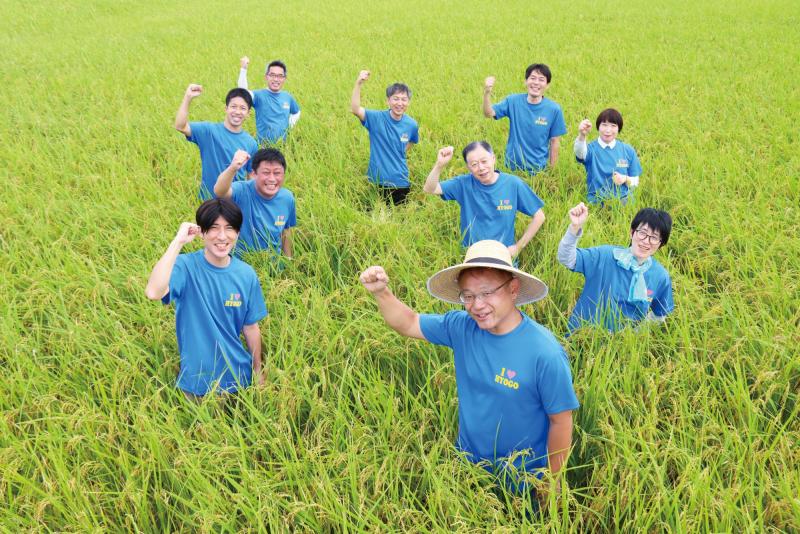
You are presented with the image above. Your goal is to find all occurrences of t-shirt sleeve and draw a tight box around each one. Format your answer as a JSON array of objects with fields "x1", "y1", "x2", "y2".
[
  {"x1": 362, "y1": 108, "x2": 378, "y2": 129},
  {"x1": 290, "y1": 95, "x2": 300, "y2": 113},
  {"x1": 419, "y1": 312, "x2": 460, "y2": 347},
  {"x1": 650, "y1": 273, "x2": 674, "y2": 317},
  {"x1": 286, "y1": 195, "x2": 297, "y2": 228},
  {"x1": 516, "y1": 181, "x2": 544, "y2": 216},
  {"x1": 186, "y1": 121, "x2": 208, "y2": 144},
  {"x1": 245, "y1": 273, "x2": 268, "y2": 325},
  {"x1": 628, "y1": 146, "x2": 642, "y2": 176},
  {"x1": 231, "y1": 180, "x2": 246, "y2": 204},
  {"x1": 536, "y1": 349, "x2": 580, "y2": 415},
  {"x1": 573, "y1": 246, "x2": 604, "y2": 275},
  {"x1": 410, "y1": 122, "x2": 419, "y2": 144},
  {"x1": 439, "y1": 176, "x2": 462, "y2": 202},
  {"x1": 161, "y1": 255, "x2": 188, "y2": 305},
  {"x1": 550, "y1": 106, "x2": 567, "y2": 138},
  {"x1": 492, "y1": 98, "x2": 510, "y2": 120}
]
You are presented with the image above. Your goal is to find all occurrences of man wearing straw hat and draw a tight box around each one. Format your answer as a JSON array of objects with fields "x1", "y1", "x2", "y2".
[{"x1": 359, "y1": 240, "x2": 579, "y2": 500}]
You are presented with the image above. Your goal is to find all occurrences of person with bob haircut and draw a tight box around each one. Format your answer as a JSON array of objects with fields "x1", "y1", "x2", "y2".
[
  {"x1": 174, "y1": 84, "x2": 258, "y2": 199},
  {"x1": 351, "y1": 69, "x2": 419, "y2": 205},
  {"x1": 574, "y1": 108, "x2": 642, "y2": 204},
  {"x1": 423, "y1": 141, "x2": 545, "y2": 260},
  {"x1": 214, "y1": 147, "x2": 296, "y2": 258},
  {"x1": 558, "y1": 202, "x2": 674, "y2": 332},
  {"x1": 237, "y1": 56, "x2": 301, "y2": 144},
  {"x1": 145, "y1": 198, "x2": 268, "y2": 400},
  {"x1": 359, "y1": 240, "x2": 579, "y2": 508},
  {"x1": 483, "y1": 63, "x2": 567, "y2": 175}
]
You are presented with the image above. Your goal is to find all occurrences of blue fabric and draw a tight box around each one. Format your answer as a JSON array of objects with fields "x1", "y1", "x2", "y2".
[
  {"x1": 419, "y1": 311, "x2": 579, "y2": 491},
  {"x1": 492, "y1": 95, "x2": 567, "y2": 174},
  {"x1": 569, "y1": 245, "x2": 674, "y2": 332},
  {"x1": 612, "y1": 248, "x2": 652, "y2": 302},
  {"x1": 186, "y1": 122, "x2": 258, "y2": 199},
  {"x1": 231, "y1": 180, "x2": 296, "y2": 256},
  {"x1": 576, "y1": 140, "x2": 642, "y2": 204},
  {"x1": 252, "y1": 90, "x2": 300, "y2": 144},
  {"x1": 161, "y1": 250, "x2": 268, "y2": 395},
  {"x1": 440, "y1": 172, "x2": 543, "y2": 247},
  {"x1": 361, "y1": 109, "x2": 419, "y2": 187}
]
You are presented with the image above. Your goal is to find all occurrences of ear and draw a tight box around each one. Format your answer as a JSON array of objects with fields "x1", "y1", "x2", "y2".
[
  {"x1": 509, "y1": 277, "x2": 521, "y2": 296},
  {"x1": 248, "y1": 170, "x2": 256, "y2": 179}
]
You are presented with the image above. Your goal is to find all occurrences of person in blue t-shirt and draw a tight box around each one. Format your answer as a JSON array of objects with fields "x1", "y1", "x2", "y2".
[
  {"x1": 574, "y1": 108, "x2": 642, "y2": 204},
  {"x1": 483, "y1": 63, "x2": 567, "y2": 175},
  {"x1": 214, "y1": 147, "x2": 296, "y2": 258},
  {"x1": 237, "y1": 56, "x2": 301, "y2": 145},
  {"x1": 145, "y1": 198, "x2": 268, "y2": 399},
  {"x1": 350, "y1": 69, "x2": 419, "y2": 205},
  {"x1": 423, "y1": 141, "x2": 545, "y2": 260},
  {"x1": 359, "y1": 240, "x2": 579, "y2": 504},
  {"x1": 558, "y1": 202, "x2": 674, "y2": 333},
  {"x1": 174, "y1": 84, "x2": 259, "y2": 200}
]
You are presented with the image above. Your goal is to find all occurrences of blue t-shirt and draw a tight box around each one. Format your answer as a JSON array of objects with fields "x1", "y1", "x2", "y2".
[
  {"x1": 493, "y1": 94, "x2": 567, "y2": 174},
  {"x1": 361, "y1": 109, "x2": 419, "y2": 187},
  {"x1": 568, "y1": 245, "x2": 674, "y2": 332},
  {"x1": 420, "y1": 311, "x2": 580, "y2": 488},
  {"x1": 440, "y1": 172, "x2": 544, "y2": 247},
  {"x1": 231, "y1": 181, "x2": 296, "y2": 256},
  {"x1": 252, "y1": 90, "x2": 300, "y2": 144},
  {"x1": 577, "y1": 140, "x2": 642, "y2": 204},
  {"x1": 186, "y1": 122, "x2": 258, "y2": 200},
  {"x1": 162, "y1": 250, "x2": 268, "y2": 395}
]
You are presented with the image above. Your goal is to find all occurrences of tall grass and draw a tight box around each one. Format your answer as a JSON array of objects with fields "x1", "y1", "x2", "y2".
[{"x1": 1, "y1": 0, "x2": 798, "y2": 530}]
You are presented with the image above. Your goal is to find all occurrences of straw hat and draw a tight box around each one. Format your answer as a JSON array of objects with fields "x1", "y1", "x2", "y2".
[{"x1": 426, "y1": 240, "x2": 548, "y2": 305}]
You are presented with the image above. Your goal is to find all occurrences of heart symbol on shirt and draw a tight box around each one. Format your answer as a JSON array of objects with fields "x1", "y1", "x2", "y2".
[{"x1": 506, "y1": 370, "x2": 517, "y2": 379}]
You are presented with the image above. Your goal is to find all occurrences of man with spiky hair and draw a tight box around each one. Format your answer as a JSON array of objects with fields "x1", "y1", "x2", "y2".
[
  {"x1": 145, "y1": 198, "x2": 267, "y2": 399},
  {"x1": 237, "y1": 56, "x2": 301, "y2": 145},
  {"x1": 174, "y1": 84, "x2": 259, "y2": 199}
]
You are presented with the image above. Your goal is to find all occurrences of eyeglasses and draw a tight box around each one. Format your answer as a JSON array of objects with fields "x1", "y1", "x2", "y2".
[
  {"x1": 634, "y1": 228, "x2": 662, "y2": 245},
  {"x1": 467, "y1": 158, "x2": 493, "y2": 170},
  {"x1": 459, "y1": 277, "x2": 513, "y2": 305},
  {"x1": 267, "y1": 73, "x2": 286, "y2": 79}
]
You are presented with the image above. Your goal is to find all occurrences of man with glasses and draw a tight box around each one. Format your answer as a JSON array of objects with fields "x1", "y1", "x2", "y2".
[
  {"x1": 558, "y1": 202, "x2": 674, "y2": 332},
  {"x1": 423, "y1": 141, "x2": 545, "y2": 262},
  {"x1": 238, "y1": 57, "x2": 301, "y2": 144},
  {"x1": 359, "y1": 240, "x2": 579, "y2": 509}
]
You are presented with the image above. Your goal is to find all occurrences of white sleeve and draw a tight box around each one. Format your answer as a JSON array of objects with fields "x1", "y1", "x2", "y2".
[
  {"x1": 288, "y1": 111, "x2": 301, "y2": 127},
  {"x1": 237, "y1": 68, "x2": 254, "y2": 98},
  {"x1": 628, "y1": 175, "x2": 640, "y2": 188},
  {"x1": 574, "y1": 137, "x2": 587, "y2": 160}
]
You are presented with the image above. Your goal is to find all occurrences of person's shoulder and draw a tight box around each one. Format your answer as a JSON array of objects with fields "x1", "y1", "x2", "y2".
[
  {"x1": 519, "y1": 314, "x2": 564, "y2": 355},
  {"x1": 649, "y1": 257, "x2": 671, "y2": 278},
  {"x1": 542, "y1": 96, "x2": 563, "y2": 109},
  {"x1": 276, "y1": 187, "x2": 295, "y2": 201},
  {"x1": 229, "y1": 256, "x2": 259, "y2": 278},
  {"x1": 403, "y1": 114, "x2": 418, "y2": 127},
  {"x1": 178, "y1": 249, "x2": 202, "y2": 269}
]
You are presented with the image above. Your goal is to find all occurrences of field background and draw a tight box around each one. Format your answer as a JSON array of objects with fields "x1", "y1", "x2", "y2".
[{"x1": 2, "y1": 0, "x2": 799, "y2": 531}]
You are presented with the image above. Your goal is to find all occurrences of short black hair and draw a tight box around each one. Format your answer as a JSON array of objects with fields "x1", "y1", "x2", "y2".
[
  {"x1": 596, "y1": 108, "x2": 624, "y2": 132},
  {"x1": 266, "y1": 60, "x2": 287, "y2": 75},
  {"x1": 225, "y1": 88, "x2": 253, "y2": 109},
  {"x1": 525, "y1": 63, "x2": 552, "y2": 83},
  {"x1": 251, "y1": 147, "x2": 287, "y2": 173},
  {"x1": 462, "y1": 141, "x2": 494, "y2": 162},
  {"x1": 631, "y1": 208, "x2": 672, "y2": 247},
  {"x1": 386, "y1": 83, "x2": 412, "y2": 99},
  {"x1": 196, "y1": 198, "x2": 243, "y2": 233}
]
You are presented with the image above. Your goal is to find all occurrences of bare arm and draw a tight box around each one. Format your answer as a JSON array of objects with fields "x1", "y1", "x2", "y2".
[
  {"x1": 214, "y1": 149, "x2": 250, "y2": 199},
  {"x1": 482, "y1": 76, "x2": 496, "y2": 118},
  {"x1": 242, "y1": 322, "x2": 264, "y2": 385},
  {"x1": 547, "y1": 410, "x2": 573, "y2": 474},
  {"x1": 350, "y1": 70, "x2": 369, "y2": 122},
  {"x1": 359, "y1": 266, "x2": 424, "y2": 340},
  {"x1": 549, "y1": 136, "x2": 561, "y2": 167},
  {"x1": 423, "y1": 146, "x2": 454, "y2": 195},
  {"x1": 510, "y1": 208, "x2": 545, "y2": 257},
  {"x1": 145, "y1": 223, "x2": 199, "y2": 300},
  {"x1": 174, "y1": 84, "x2": 202, "y2": 137},
  {"x1": 281, "y1": 228, "x2": 293, "y2": 259}
]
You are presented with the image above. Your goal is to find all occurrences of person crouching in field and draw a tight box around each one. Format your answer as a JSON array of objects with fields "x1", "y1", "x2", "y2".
[
  {"x1": 174, "y1": 84, "x2": 258, "y2": 200},
  {"x1": 237, "y1": 56, "x2": 301, "y2": 145},
  {"x1": 359, "y1": 241, "x2": 579, "y2": 506},
  {"x1": 145, "y1": 199, "x2": 268, "y2": 401},
  {"x1": 558, "y1": 202, "x2": 674, "y2": 333},
  {"x1": 350, "y1": 69, "x2": 419, "y2": 205},
  {"x1": 214, "y1": 148, "x2": 296, "y2": 259},
  {"x1": 574, "y1": 109, "x2": 642, "y2": 205},
  {"x1": 423, "y1": 142, "x2": 545, "y2": 263}
]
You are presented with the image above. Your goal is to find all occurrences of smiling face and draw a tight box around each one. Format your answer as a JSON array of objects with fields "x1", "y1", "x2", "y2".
[
  {"x1": 465, "y1": 145, "x2": 498, "y2": 185},
  {"x1": 525, "y1": 70, "x2": 549, "y2": 101},
  {"x1": 224, "y1": 96, "x2": 250, "y2": 129},
  {"x1": 630, "y1": 223, "x2": 662, "y2": 261},
  {"x1": 265, "y1": 65, "x2": 286, "y2": 92},
  {"x1": 202, "y1": 215, "x2": 239, "y2": 264},
  {"x1": 598, "y1": 121, "x2": 620, "y2": 144},
  {"x1": 386, "y1": 91, "x2": 410, "y2": 120},
  {"x1": 458, "y1": 268, "x2": 521, "y2": 334},
  {"x1": 252, "y1": 159, "x2": 285, "y2": 199}
]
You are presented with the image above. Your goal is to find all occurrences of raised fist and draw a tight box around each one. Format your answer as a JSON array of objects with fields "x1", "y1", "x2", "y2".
[
  {"x1": 240, "y1": 56, "x2": 250, "y2": 69},
  {"x1": 359, "y1": 266, "x2": 389, "y2": 295},
  {"x1": 568, "y1": 202, "x2": 589, "y2": 228},
  {"x1": 484, "y1": 76, "x2": 495, "y2": 93},
  {"x1": 578, "y1": 119, "x2": 592, "y2": 136},
  {"x1": 436, "y1": 146, "x2": 454, "y2": 167},
  {"x1": 357, "y1": 70, "x2": 370, "y2": 84},
  {"x1": 185, "y1": 84, "x2": 203, "y2": 99}
]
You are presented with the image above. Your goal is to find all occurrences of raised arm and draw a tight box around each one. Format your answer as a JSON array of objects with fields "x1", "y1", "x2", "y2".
[
  {"x1": 350, "y1": 70, "x2": 370, "y2": 122},
  {"x1": 237, "y1": 56, "x2": 255, "y2": 97},
  {"x1": 359, "y1": 266, "x2": 424, "y2": 340},
  {"x1": 214, "y1": 149, "x2": 250, "y2": 199},
  {"x1": 174, "y1": 84, "x2": 203, "y2": 137},
  {"x1": 423, "y1": 146, "x2": 454, "y2": 195},
  {"x1": 482, "y1": 76, "x2": 496, "y2": 118},
  {"x1": 574, "y1": 119, "x2": 591, "y2": 160},
  {"x1": 145, "y1": 223, "x2": 200, "y2": 300},
  {"x1": 509, "y1": 208, "x2": 545, "y2": 257},
  {"x1": 557, "y1": 203, "x2": 588, "y2": 269},
  {"x1": 242, "y1": 322, "x2": 264, "y2": 385}
]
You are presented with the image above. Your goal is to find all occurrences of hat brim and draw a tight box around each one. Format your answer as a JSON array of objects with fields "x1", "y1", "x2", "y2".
[{"x1": 426, "y1": 261, "x2": 548, "y2": 306}]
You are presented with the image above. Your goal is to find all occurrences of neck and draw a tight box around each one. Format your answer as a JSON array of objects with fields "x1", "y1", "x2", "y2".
[
  {"x1": 630, "y1": 247, "x2": 649, "y2": 264},
  {"x1": 223, "y1": 120, "x2": 242, "y2": 133},
  {"x1": 389, "y1": 110, "x2": 403, "y2": 120},
  {"x1": 490, "y1": 309, "x2": 523, "y2": 335},
  {"x1": 204, "y1": 249, "x2": 231, "y2": 268},
  {"x1": 527, "y1": 95, "x2": 543, "y2": 104}
]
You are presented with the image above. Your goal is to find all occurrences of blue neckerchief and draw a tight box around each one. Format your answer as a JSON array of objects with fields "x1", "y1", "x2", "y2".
[{"x1": 612, "y1": 247, "x2": 652, "y2": 303}]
